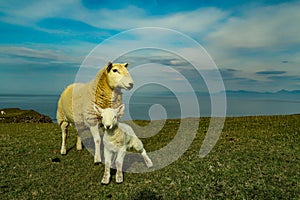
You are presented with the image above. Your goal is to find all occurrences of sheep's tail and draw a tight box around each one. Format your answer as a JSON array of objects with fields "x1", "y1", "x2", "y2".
[
  {"x1": 56, "y1": 84, "x2": 75, "y2": 126},
  {"x1": 56, "y1": 97, "x2": 64, "y2": 126}
]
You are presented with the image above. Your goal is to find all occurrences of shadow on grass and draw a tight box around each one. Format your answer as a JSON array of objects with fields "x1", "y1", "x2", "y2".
[
  {"x1": 66, "y1": 144, "x2": 76, "y2": 154},
  {"x1": 123, "y1": 153, "x2": 145, "y2": 171},
  {"x1": 132, "y1": 188, "x2": 163, "y2": 200}
]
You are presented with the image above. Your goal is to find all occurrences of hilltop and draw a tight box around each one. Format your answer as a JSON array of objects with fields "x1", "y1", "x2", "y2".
[{"x1": 0, "y1": 108, "x2": 53, "y2": 123}]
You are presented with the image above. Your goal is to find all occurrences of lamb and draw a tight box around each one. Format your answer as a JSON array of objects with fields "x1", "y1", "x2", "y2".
[
  {"x1": 93, "y1": 104, "x2": 153, "y2": 184},
  {"x1": 56, "y1": 62, "x2": 134, "y2": 164},
  {"x1": 1, "y1": 110, "x2": 6, "y2": 115}
]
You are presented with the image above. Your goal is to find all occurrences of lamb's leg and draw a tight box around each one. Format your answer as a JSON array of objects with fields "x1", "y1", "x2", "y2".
[
  {"x1": 132, "y1": 138, "x2": 153, "y2": 168},
  {"x1": 89, "y1": 125, "x2": 101, "y2": 163},
  {"x1": 115, "y1": 150, "x2": 126, "y2": 183},
  {"x1": 60, "y1": 121, "x2": 69, "y2": 155},
  {"x1": 141, "y1": 149, "x2": 153, "y2": 168},
  {"x1": 102, "y1": 147, "x2": 112, "y2": 184}
]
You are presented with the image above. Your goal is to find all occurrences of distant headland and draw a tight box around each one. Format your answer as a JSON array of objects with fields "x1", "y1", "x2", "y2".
[{"x1": 0, "y1": 108, "x2": 53, "y2": 123}]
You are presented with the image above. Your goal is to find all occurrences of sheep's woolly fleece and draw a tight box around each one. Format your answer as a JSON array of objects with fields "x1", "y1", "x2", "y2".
[{"x1": 56, "y1": 62, "x2": 134, "y2": 163}]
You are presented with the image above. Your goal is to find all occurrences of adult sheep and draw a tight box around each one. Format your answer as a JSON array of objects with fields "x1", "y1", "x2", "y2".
[{"x1": 57, "y1": 62, "x2": 134, "y2": 164}]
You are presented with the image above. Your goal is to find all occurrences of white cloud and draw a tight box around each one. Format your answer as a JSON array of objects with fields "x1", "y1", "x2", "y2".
[
  {"x1": 206, "y1": 1, "x2": 300, "y2": 49},
  {"x1": 0, "y1": 0, "x2": 80, "y2": 26},
  {"x1": 94, "y1": 7, "x2": 228, "y2": 33},
  {"x1": 1, "y1": 1, "x2": 300, "y2": 93},
  {"x1": 0, "y1": 45, "x2": 86, "y2": 66},
  {"x1": 203, "y1": 1, "x2": 300, "y2": 92},
  {"x1": 0, "y1": 1, "x2": 228, "y2": 35}
]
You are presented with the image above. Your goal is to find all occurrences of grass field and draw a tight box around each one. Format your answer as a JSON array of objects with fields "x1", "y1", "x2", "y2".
[{"x1": 1, "y1": 115, "x2": 299, "y2": 199}]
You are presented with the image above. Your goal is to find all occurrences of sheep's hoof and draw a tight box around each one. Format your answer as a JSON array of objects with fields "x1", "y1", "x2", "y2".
[
  {"x1": 60, "y1": 149, "x2": 66, "y2": 155},
  {"x1": 101, "y1": 176, "x2": 110, "y2": 185},
  {"x1": 145, "y1": 158, "x2": 153, "y2": 168},
  {"x1": 94, "y1": 162, "x2": 101, "y2": 165},
  {"x1": 76, "y1": 145, "x2": 82, "y2": 151},
  {"x1": 101, "y1": 180, "x2": 109, "y2": 185},
  {"x1": 94, "y1": 158, "x2": 102, "y2": 164},
  {"x1": 94, "y1": 155, "x2": 101, "y2": 164},
  {"x1": 116, "y1": 174, "x2": 123, "y2": 184}
]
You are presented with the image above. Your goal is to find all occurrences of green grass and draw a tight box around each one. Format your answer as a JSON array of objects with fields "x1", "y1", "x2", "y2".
[{"x1": 1, "y1": 115, "x2": 299, "y2": 199}]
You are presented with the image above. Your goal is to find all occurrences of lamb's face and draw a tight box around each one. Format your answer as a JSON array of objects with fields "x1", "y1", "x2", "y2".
[
  {"x1": 100, "y1": 108, "x2": 118, "y2": 130},
  {"x1": 106, "y1": 63, "x2": 134, "y2": 90},
  {"x1": 93, "y1": 104, "x2": 125, "y2": 130}
]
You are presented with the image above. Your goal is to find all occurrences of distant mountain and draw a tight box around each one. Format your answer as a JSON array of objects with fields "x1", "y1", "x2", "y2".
[
  {"x1": 224, "y1": 90, "x2": 263, "y2": 94},
  {"x1": 124, "y1": 89, "x2": 300, "y2": 97},
  {"x1": 275, "y1": 89, "x2": 300, "y2": 94},
  {"x1": 224, "y1": 90, "x2": 300, "y2": 95}
]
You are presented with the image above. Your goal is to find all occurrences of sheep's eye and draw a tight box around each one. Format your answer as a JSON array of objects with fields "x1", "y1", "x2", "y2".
[
  {"x1": 112, "y1": 69, "x2": 118, "y2": 73},
  {"x1": 113, "y1": 116, "x2": 117, "y2": 119}
]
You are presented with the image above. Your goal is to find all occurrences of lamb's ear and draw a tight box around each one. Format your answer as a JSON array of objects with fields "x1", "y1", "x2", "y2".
[
  {"x1": 123, "y1": 63, "x2": 129, "y2": 68},
  {"x1": 93, "y1": 104, "x2": 103, "y2": 114},
  {"x1": 106, "y1": 62, "x2": 113, "y2": 73},
  {"x1": 116, "y1": 104, "x2": 125, "y2": 117}
]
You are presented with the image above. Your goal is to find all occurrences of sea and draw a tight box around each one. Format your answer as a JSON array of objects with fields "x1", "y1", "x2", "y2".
[{"x1": 1, "y1": 92, "x2": 300, "y2": 122}]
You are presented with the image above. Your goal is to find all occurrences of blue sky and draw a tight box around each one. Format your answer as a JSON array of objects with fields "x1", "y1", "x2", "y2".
[{"x1": 0, "y1": 0, "x2": 300, "y2": 94}]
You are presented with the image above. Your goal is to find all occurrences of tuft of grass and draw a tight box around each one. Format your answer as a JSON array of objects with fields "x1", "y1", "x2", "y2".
[{"x1": 0, "y1": 115, "x2": 299, "y2": 199}]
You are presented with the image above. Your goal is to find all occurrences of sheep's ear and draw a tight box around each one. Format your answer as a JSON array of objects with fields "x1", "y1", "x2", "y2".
[
  {"x1": 124, "y1": 63, "x2": 129, "y2": 68},
  {"x1": 116, "y1": 104, "x2": 125, "y2": 117},
  {"x1": 93, "y1": 104, "x2": 103, "y2": 114},
  {"x1": 106, "y1": 62, "x2": 113, "y2": 73}
]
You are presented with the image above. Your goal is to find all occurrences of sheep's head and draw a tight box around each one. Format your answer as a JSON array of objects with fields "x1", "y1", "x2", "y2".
[
  {"x1": 106, "y1": 62, "x2": 134, "y2": 91},
  {"x1": 93, "y1": 104, "x2": 125, "y2": 130}
]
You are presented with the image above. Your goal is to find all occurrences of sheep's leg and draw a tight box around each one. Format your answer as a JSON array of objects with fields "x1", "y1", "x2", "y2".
[
  {"x1": 132, "y1": 138, "x2": 153, "y2": 168},
  {"x1": 89, "y1": 125, "x2": 101, "y2": 163},
  {"x1": 60, "y1": 121, "x2": 69, "y2": 155},
  {"x1": 115, "y1": 150, "x2": 126, "y2": 183},
  {"x1": 141, "y1": 149, "x2": 153, "y2": 168},
  {"x1": 101, "y1": 147, "x2": 112, "y2": 184},
  {"x1": 74, "y1": 124, "x2": 84, "y2": 151},
  {"x1": 76, "y1": 136, "x2": 82, "y2": 150}
]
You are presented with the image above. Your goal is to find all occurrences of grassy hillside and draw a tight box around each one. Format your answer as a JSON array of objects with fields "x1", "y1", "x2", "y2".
[
  {"x1": 0, "y1": 108, "x2": 52, "y2": 123},
  {"x1": 0, "y1": 115, "x2": 299, "y2": 199}
]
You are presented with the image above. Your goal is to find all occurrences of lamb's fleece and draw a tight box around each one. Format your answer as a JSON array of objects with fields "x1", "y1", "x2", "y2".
[{"x1": 94, "y1": 104, "x2": 153, "y2": 184}]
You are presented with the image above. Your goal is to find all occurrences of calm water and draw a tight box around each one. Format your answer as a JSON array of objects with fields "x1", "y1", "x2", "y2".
[
  {"x1": 1, "y1": 93, "x2": 300, "y2": 122},
  {"x1": 0, "y1": 94, "x2": 60, "y2": 121}
]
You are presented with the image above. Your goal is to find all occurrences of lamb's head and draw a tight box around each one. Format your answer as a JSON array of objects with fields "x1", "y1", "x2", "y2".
[
  {"x1": 93, "y1": 104, "x2": 125, "y2": 130},
  {"x1": 106, "y1": 62, "x2": 134, "y2": 91}
]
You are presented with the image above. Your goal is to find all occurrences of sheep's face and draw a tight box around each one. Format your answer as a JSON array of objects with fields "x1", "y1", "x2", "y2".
[
  {"x1": 100, "y1": 108, "x2": 118, "y2": 130},
  {"x1": 93, "y1": 104, "x2": 125, "y2": 130},
  {"x1": 106, "y1": 62, "x2": 134, "y2": 91}
]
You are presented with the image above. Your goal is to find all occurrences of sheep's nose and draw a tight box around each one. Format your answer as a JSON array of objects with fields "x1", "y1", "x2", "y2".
[
  {"x1": 128, "y1": 83, "x2": 134, "y2": 89},
  {"x1": 106, "y1": 125, "x2": 111, "y2": 129}
]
